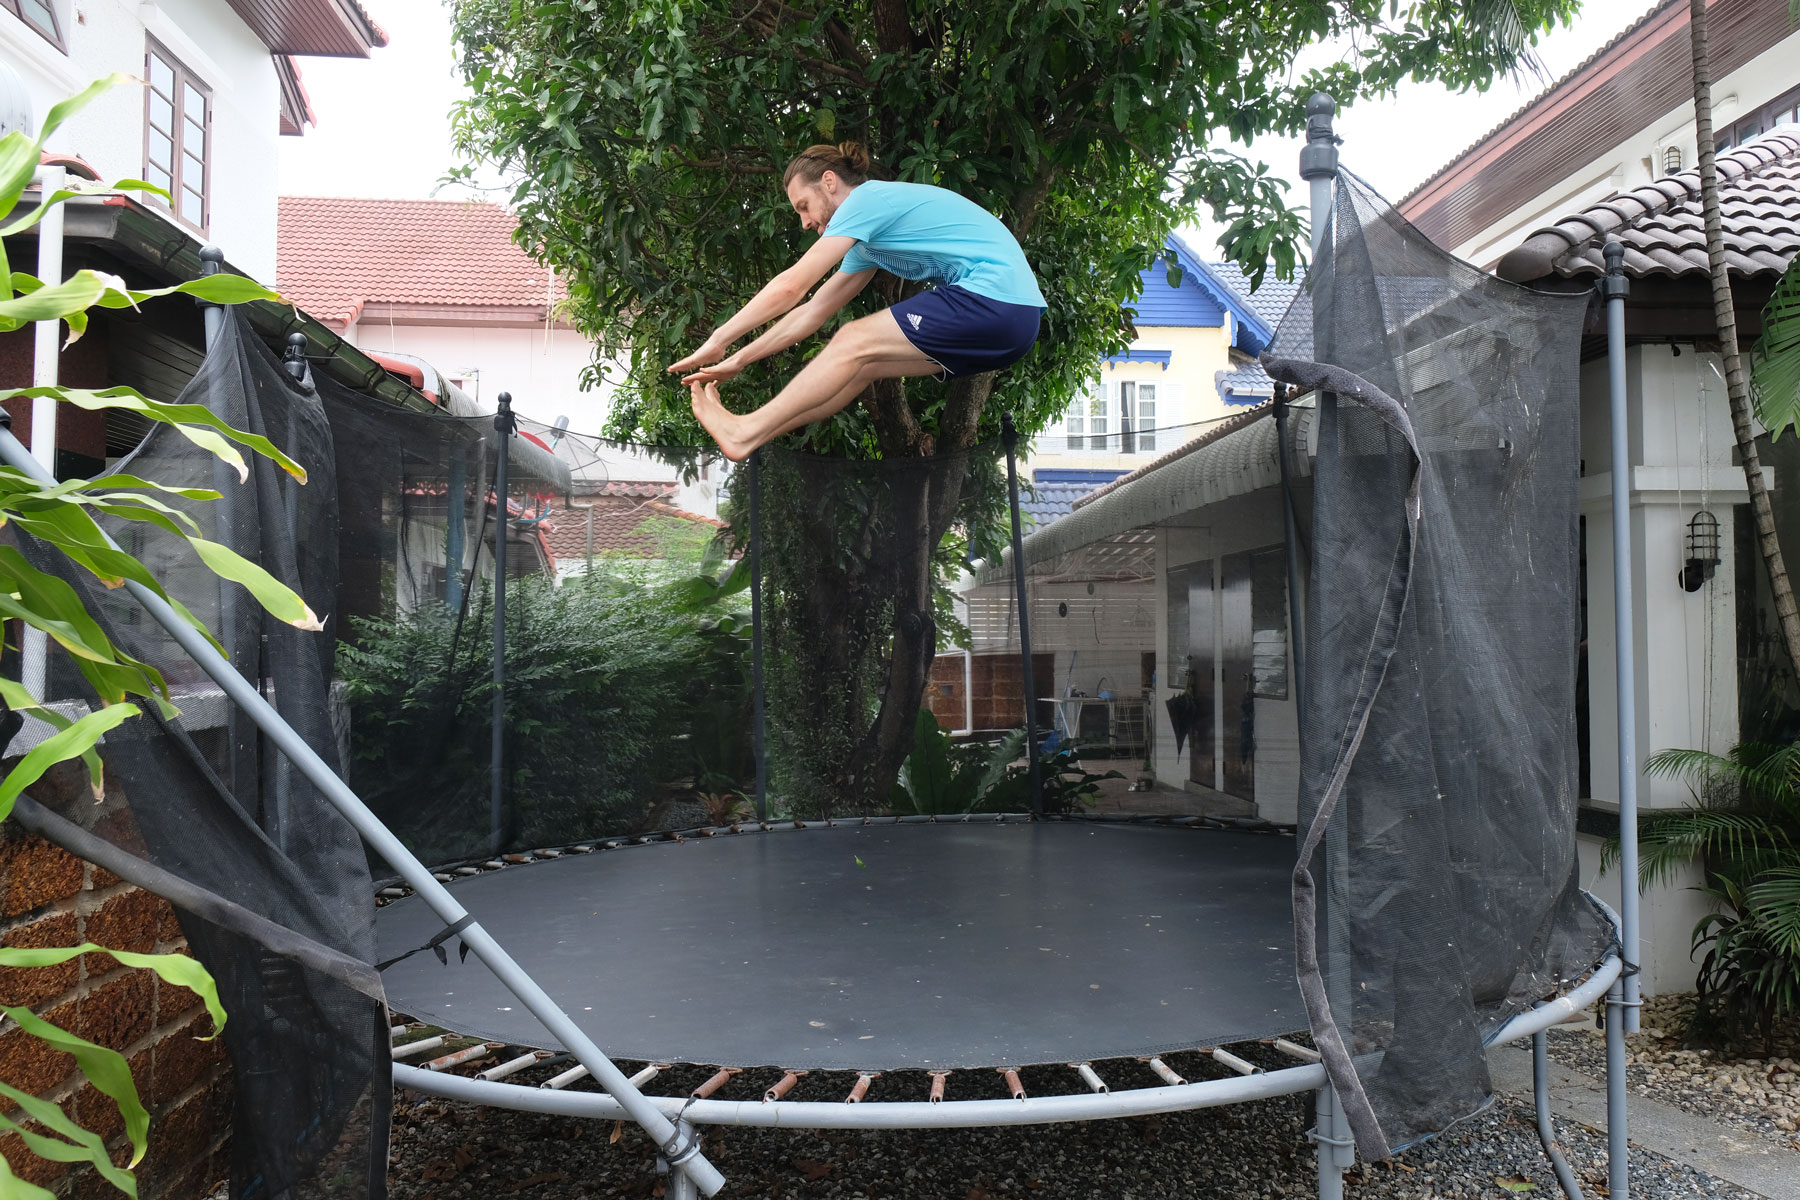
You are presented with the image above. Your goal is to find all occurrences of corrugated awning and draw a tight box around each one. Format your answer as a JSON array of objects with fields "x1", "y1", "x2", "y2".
[{"x1": 981, "y1": 402, "x2": 1314, "y2": 580}]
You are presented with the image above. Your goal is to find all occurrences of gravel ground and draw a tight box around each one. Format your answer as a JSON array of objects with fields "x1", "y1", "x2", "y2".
[
  {"x1": 383, "y1": 1043, "x2": 1759, "y2": 1200},
  {"x1": 1546, "y1": 993, "x2": 1800, "y2": 1152}
]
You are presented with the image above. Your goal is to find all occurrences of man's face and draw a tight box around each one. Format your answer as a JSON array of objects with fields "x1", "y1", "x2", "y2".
[{"x1": 787, "y1": 171, "x2": 842, "y2": 234}]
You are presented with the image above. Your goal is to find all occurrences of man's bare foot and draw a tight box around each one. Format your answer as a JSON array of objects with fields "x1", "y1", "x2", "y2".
[{"x1": 690, "y1": 381, "x2": 756, "y2": 462}]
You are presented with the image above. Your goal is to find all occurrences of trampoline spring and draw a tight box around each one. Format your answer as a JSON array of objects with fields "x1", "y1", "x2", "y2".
[
  {"x1": 1272, "y1": 1039, "x2": 1320, "y2": 1064},
  {"x1": 1072, "y1": 1063, "x2": 1108, "y2": 1094},
  {"x1": 1143, "y1": 1057, "x2": 1187, "y2": 1086},
  {"x1": 453, "y1": 867, "x2": 480, "y2": 876},
  {"x1": 845, "y1": 1073, "x2": 878, "y2": 1104},
  {"x1": 998, "y1": 1069, "x2": 1026, "y2": 1100},
  {"x1": 1209, "y1": 1048, "x2": 1262, "y2": 1076},
  {"x1": 432, "y1": 873, "x2": 455, "y2": 883},
  {"x1": 425, "y1": 1042, "x2": 498, "y2": 1072},
  {"x1": 502, "y1": 854, "x2": 532, "y2": 864},
  {"x1": 537, "y1": 849, "x2": 563, "y2": 858},
  {"x1": 690, "y1": 1067, "x2": 739, "y2": 1100},
  {"x1": 481, "y1": 860, "x2": 504, "y2": 870},
  {"x1": 388, "y1": 1024, "x2": 408, "y2": 1040},
  {"x1": 391, "y1": 1035, "x2": 445, "y2": 1060},
  {"x1": 476, "y1": 1051, "x2": 548, "y2": 1082},
  {"x1": 626, "y1": 1063, "x2": 667, "y2": 1090},
  {"x1": 378, "y1": 887, "x2": 407, "y2": 899},
  {"x1": 927, "y1": 1071, "x2": 950, "y2": 1103},
  {"x1": 763, "y1": 1071, "x2": 805, "y2": 1102},
  {"x1": 543, "y1": 1063, "x2": 591, "y2": 1090}
]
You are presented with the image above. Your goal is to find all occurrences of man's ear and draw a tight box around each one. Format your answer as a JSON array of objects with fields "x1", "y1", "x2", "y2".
[{"x1": 819, "y1": 169, "x2": 838, "y2": 195}]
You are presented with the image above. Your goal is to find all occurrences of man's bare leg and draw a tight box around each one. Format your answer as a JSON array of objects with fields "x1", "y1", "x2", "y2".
[{"x1": 691, "y1": 311, "x2": 930, "y2": 459}]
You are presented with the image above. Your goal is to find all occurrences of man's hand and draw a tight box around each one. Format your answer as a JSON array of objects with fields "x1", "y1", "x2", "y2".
[
  {"x1": 668, "y1": 339, "x2": 728, "y2": 376},
  {"x1": 681, "y1": 355, "x2": 745, "y2": 385}
]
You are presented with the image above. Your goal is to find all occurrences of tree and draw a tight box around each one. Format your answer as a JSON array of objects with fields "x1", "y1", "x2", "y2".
[
  {"x1": 448, "y1": 0, "x2": 1579, "y2": 811},
  {"x1": 1686, "y1": 0, "x2": 1800, "y2": 678}
]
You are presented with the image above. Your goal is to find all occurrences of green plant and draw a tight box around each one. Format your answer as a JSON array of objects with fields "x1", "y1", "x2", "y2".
[
  {"x1": 891, "y1": 710, "x2": 1120, "y2": 817},
  {"x1": 1624, "y1": 741, "x2": 1800, "y2": 1045},
  {"x1": 0, "y1": 76, "x2": 314, "y2": 1196},
  {"x1": 340, "y1": 531, "x2": 753, "y2": 857}
]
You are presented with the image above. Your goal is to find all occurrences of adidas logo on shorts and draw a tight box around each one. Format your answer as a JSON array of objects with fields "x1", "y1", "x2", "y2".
[{"x1": 908, "y1": 314, "x2": 923, "y2": 329}]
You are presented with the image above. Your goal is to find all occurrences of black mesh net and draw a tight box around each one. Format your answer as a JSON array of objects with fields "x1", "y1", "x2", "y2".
[{"x1": 1274, "y1": 171, "x2": 1612, "y2": 1154}]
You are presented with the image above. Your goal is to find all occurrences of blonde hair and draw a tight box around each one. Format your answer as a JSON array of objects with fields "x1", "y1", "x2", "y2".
[{"x1": 783, "y1": 141, "x2": 874, "y2": 188}]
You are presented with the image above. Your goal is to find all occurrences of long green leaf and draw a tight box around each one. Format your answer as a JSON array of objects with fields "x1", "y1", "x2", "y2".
[
  {"x1": 0, "y1": 1078, "x2": 135, "y2": 1195},
  {"x1": 0, "y1": 704, "x2": 138, "y2": 819},
  {"x1": 2, "y1": 387, "x2": 305, "y2": 482},
  {"x1": 187, "y1": 538, "x2": 323, "y2": 631},
  {"x1": 0, "y1": 677, "x2": 103, "y2": 787},
  {"x1": 0, "y1": 180, "x2": 167, "y2": 240},
  {"x1": 0, "y1": 1006, "x2": 147, "y2": 1173},
  {"x1": 37, "y1": 74, "x2": 134, "y2": 151},
  {"x1": 0, "y1": 946, "x2": 224, "y2": 1039},
  {"x1": 0, "y1": 1153, "x2": 57, "y2": 1200}
]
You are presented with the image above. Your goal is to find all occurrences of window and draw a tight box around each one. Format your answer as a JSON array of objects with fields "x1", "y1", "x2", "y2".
[
  {"x1": 2, "y1": 0, "x2": 63, "y2": 51},
  {"x1": 1132, "y1": 382, "x2": 1156, "y2": 453},
  {"x1": 144, "y1": 40, "x2": 210, "y2": 232}
]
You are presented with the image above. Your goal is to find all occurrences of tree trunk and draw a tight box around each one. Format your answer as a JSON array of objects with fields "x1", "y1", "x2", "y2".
[{"x1": 1688, "y1": 0, "x2": 1800, "y2": 675}]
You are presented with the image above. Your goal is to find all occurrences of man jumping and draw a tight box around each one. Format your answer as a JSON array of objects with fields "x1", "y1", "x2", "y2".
[{"x1": 669, "y1": 142, "x2": 1046, "y2": 460}]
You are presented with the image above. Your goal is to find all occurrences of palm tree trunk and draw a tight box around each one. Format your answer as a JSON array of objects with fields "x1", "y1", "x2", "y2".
[{"x1": 1688, "y1": 0, "x2": 1800, "y2": 674}]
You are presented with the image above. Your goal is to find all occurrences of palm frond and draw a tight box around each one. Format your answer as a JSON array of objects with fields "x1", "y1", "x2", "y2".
[
  {"x1": 1753, "y1": 258, "x2": 1800, "y2": 441},
  {"x1": 1632, "y1": 810, "x2": 1794, "y2": 886},
  {"x1": 1748, "y1": 866, "x2": 1800, "y2": 958}
]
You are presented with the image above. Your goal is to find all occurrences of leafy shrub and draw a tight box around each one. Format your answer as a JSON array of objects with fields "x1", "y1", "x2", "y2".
[
  {"x1": 891, "y1": 710, "x2": 1121, "y2": 817},
  {"x1": 339, "y1": 545, "x2": 753, "y2": 859}
]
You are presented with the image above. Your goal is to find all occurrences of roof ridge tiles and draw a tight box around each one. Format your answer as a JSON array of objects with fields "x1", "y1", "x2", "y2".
[{"x1": 1496, "y1": 127, "x2": 1800, "y2": 283}]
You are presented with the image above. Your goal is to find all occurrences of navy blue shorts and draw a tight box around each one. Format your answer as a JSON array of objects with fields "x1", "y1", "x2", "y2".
[{"x1": 888, "y1": 285, "x2": 1042, "y2": 378}]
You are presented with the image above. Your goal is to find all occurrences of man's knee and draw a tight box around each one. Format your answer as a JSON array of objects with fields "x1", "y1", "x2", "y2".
[{"x1": 827, "y1": 313, "x2": 893, "y2": 364}]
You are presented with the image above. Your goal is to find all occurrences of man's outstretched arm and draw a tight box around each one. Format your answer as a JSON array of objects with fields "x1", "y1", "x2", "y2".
[
  {"x1": 681, "y1": 267, "x2": 875, "y2": 383},
  {"x1": 669, "y1": 236, "x2": 855, "y2": 374}
]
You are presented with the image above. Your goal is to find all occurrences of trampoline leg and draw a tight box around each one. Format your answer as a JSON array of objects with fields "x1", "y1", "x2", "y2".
[
  {"x1": 1313, "y1": 1085, "x2": 1352, "y2": 1200},
  {"x1": 663, "y1": 1120, "x2": 702, "y2": 1200},
  {"x1": 1533, "y1": 1030, "x2": 1586, "y2": 1200},
  {"x1": 1605, "y1": 980, "x2": 1630, "y2": 1200}
]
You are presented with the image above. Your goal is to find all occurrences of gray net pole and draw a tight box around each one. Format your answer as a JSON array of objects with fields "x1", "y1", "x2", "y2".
[
  {"x1": 1602, "y1": 238, "x2": 1635, "y2": 1200},
  {"x1": 1001, "y1": 414, "x2": 1043, "y2": 815},
  {"x1": 749, "y1": 450, "x2": 768, "y2": 821},
  {"x1": 1299, "y1": 92, "x2": 1354, "y2": 1200},
  {"x1": 492, "y1": 391, "x2": 514, "y2": 855}
]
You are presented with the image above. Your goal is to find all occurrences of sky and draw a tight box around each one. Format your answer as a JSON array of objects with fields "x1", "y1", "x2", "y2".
[{"x1": 277, "y1": 0, "x2": 1661, "y2": 256}]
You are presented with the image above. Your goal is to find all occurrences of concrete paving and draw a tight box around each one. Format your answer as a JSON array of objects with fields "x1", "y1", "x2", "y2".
[{"x1": 1488, "y1": 1040, "x2": 1800, "y2": 1199}]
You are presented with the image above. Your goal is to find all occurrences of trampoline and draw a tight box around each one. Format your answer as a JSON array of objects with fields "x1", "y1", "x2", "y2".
[{"x1": 377, "y1": 819, "x2": 1304, "y2": 1071}]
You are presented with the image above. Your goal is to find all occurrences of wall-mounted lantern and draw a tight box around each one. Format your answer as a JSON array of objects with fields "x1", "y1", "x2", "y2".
[{"x1": 1680, "y1": 509, "x2": 1720, "y2": 592}]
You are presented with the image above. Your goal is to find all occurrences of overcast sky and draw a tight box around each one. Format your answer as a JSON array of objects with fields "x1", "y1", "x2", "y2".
[{"x1": 278, "y1": 0, "x2": 1659, "y2": 255}]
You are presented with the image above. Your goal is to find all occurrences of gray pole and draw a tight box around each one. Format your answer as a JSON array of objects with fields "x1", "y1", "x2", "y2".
[
  {"x1": 0, "y1": 419, "x2": 726, "y2": 1195},
  {"x1": 1603, "y1": 238, "x2": 1636, "y2": 1200},
  {"x1": 749, "y1": 451, "x2": 768, "y2": 820},
  {"x1": 492, "y1": 392, "x2": 514, "y2": 856},
  {"x1": 1001, "y1": 415, "x2": 1043, "y2": 814},
  {"x1": 196, "y1": 246, "x2": 244, "y2": 797},
  {"x1": 1299, "y1": 90, "x2": 1353, "y2": 1200}
]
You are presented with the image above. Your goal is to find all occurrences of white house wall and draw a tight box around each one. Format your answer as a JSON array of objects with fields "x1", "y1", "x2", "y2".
[
  {"x1": 1579, "y1": 342, "x2": 1742, "y2": 993},
  {"x1": 4, "y1": 0, "x2": 286, "y2": 282}
]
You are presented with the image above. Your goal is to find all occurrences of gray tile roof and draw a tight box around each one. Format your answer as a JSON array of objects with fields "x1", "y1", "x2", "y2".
[
  {"x1": 1023, "y1": 478, "x2": 1118, "y2": 528},
  {"x1": 1206, "y1": 261, "x2": 1305, "y2": 329},
  {"x1": 1217, "y1": 361, "x2": 1276, "y2": 401},
  {"x1": 1497, "y1": 127, "x2": 1800, "y2": 282}
]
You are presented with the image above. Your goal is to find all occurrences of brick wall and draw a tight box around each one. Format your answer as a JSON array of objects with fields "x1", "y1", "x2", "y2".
[
  {"x1": 932, "y1": 652, "x2": 1055, "y2": 734},
  {"x1": 0, "y1": 828, "x2": 230, "y2": 1198}
]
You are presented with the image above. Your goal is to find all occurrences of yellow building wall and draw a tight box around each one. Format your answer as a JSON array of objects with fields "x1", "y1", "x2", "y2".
[{"x1": 1027, "y1": 322, "x2": 1240, "y2": 472}]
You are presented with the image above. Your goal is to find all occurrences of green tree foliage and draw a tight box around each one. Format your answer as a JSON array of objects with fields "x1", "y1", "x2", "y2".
[{"x1": 447, "y1": 0, "x2": 1577, "y2": 810}]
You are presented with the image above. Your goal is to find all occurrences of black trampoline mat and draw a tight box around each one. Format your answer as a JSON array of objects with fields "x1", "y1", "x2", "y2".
[{"x1": 377, "y1": 822, "x2": 1304, "y2": 1070}]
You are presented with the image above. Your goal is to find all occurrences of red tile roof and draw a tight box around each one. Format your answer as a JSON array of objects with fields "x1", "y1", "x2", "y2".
[
  {"x1": 276, "y1": 196, "x2": 567, "y2": 325},
  {"x1": 541, "y1": 494, "x2": 727, "y2": 562},
  {"x1": 1497, "y1": 128, "x2": 1800, "y2": 282}
]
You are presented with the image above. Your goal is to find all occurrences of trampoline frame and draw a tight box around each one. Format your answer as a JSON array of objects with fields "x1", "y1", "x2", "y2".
[{"x1": 0, "y1": 90, "x2": 1645, "y2": 1200}]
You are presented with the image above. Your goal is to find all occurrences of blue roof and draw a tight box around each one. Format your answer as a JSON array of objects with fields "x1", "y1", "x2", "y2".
[
  {"x1": 1023, "y1": 469, "x2": 1130, "y2": 528},
  {"x1": 1125, "y1": 234, "x2": 1276, "y2": 356}
]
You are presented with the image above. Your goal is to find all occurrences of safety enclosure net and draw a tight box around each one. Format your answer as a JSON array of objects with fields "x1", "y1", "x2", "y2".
[{"x1": 1272, "y1": 171, "x2": 1612, "y2": 1155}]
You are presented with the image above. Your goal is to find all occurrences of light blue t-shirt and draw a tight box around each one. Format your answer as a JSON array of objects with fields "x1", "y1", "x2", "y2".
[{"x1": 824, "y1": 180, "x2": 1047, "y2": 308}]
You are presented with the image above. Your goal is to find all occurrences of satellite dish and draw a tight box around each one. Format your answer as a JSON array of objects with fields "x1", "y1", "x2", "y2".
[{"x1": 0, "y1": 60, "x2": 35, "y2": 139}]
